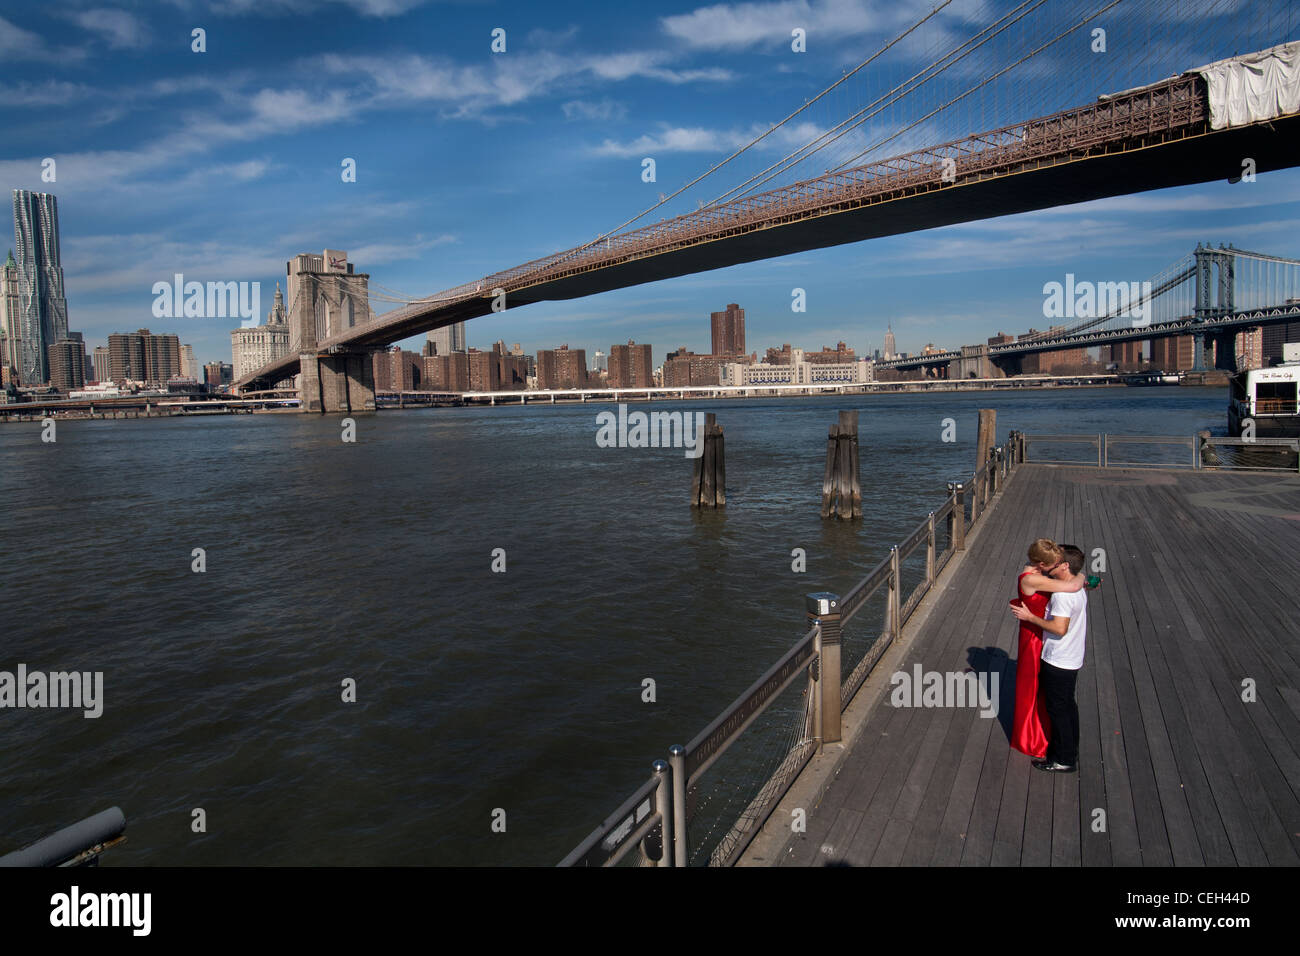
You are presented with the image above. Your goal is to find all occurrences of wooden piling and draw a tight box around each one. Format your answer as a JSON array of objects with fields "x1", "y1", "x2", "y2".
[
  {"x1": 820, "y1": 424, "x2": 839, "y2": 518},
  {"x1": 822, "y1": 411, "x2": 862, "y2": 519},
  {"x1": 976, "y1": 408, "x2": 996, "y2": 471},
  {"x1": 691, "y1": 412, "x2": 726, "y2": 508}
]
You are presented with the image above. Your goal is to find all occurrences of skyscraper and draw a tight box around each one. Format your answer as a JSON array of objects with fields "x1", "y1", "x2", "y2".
[
  {"x1": 428, "y1": 322, "x2": 467, "y2": 356},
  {"x1": 884, "y1": 325, "x2": 896, "y2": 360},
  {"x1": 710, "y1": 303, "x2": 745, "y2": 357},
  {"x1": 0, "y1": 250, "x2": 21, "y2": 382},
  {"x1": 230, "y1": 282, "x2": 290, "y2": 379},
  {"x1": 12, "y1": 190, "x2": 70, "y2": 384}
]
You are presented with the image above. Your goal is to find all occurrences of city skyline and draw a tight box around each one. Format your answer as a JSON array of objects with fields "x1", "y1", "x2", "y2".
[{"x1": 4, "y1": 2, "x2": 1300, "y2": 373}]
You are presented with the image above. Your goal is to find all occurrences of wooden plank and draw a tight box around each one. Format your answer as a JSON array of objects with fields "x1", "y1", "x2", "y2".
[{"x1": 758, "y1": 464, "x2": 1300, "y2": 868}]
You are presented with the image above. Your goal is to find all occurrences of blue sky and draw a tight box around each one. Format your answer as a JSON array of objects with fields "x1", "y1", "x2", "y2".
[{"x1": 2, "y1": 0, "x2": 1299, "y2": 369}]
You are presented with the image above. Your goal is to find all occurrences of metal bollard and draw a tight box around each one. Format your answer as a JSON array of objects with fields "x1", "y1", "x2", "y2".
[{"x1": 806, "y1": 592, "x2": 842, "y2": 745}]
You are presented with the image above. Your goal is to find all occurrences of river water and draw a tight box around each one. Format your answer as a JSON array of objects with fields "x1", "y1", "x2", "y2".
[{"x1": 0, "y1": 386, "x2": 1228, "y2": 865}]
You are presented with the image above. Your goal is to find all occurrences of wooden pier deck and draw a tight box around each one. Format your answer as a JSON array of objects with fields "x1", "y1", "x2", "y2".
[{"x1": 742, "y1": 463, "x2": 1300, "y2": 867}]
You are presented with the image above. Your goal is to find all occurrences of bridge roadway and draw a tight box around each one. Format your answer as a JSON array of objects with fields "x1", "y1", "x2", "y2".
[
  {"x1": 739, "y1": 462, "x2": 1300, "y2": 866},
  {"x1": 241, "y1": 64, "x2": 1300, "y2": 394}
]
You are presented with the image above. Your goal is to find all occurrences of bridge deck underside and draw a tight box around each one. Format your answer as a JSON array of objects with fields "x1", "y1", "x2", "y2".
[
  {"x1": 757, "y1": 464, "x2": 1300, "y2": 867},
  {"x1": 245, "y1": 113, "x2": 1300, "y2": 389}
]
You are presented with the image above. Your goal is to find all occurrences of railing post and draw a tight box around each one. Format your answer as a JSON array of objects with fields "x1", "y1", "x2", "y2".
[
  {"x1": 1098, "y1": 433, "x2": 1103, "y2": 468},
  {"x1": 668, "y1": 744, "x2": 687, "y2": 867},
  {"x1": 806, "y1": 593, "x2": 842, "y2": 745},
  {"x1": 948, "y1": 481, "x2": 966, "y2": 551},
  {"x1": 889, "y1": 547, "x2": 902, "y2": 640},
  {"x1": 648, "y1": 759, "x2": 673, "y2": 867},
  {"x1": 926, "y1": 512, "x2": 936, "y2": 587}
]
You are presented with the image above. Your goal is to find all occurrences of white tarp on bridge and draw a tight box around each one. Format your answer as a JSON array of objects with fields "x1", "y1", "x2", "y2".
[{"x1": 1189, "y1": 40, "x2": 1300, "y2": 130}]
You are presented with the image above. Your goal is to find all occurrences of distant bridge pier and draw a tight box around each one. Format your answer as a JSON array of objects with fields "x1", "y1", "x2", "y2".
[{"x1": 299, "y1": 350, "x2": 376, "y2": 413}]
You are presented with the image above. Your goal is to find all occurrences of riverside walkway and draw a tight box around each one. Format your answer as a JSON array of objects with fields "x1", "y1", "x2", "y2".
[{"x1": 740, "y1": 461, "x2": 1300, "y2": 866}]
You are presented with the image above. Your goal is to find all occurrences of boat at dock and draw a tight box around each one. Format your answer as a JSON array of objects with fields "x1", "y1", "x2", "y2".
[
  {"x1": 1122, "y1": 370, "x2": 1182, "y2": 386},
  {"x1": 1228, "y1": 363, "x2": 1300, "y2": 438}
]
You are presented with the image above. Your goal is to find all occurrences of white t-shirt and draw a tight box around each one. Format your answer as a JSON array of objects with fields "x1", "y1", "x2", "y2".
[{"x1": 1042, "y1": 589, "x2": 1088, "y2": 670}]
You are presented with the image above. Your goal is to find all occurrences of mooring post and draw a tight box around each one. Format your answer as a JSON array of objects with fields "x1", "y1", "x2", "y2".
[
  {"x1": 820, "y1": 423, "x2": 839, "y2": 518},
  {"x1": 976, "y1": 408, "x2": 996, "y2": 475},
  {"x1": 838, "y1": 410, "x2": 861, "y2": 519},
  {"x1": 807, "y1": 592, "x2": 842, "y2": 745},
  {"x1": 713, "y1": 418, "x2": 726, "y2": 507},
  {"x1": 691, "y1": 413, "x2": 725, "y2": 508}
]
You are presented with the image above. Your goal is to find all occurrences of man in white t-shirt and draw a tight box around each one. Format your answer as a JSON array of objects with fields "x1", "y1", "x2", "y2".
[{"x1": 1010, "y1": 544, "x2": 1088, "y2": 773}]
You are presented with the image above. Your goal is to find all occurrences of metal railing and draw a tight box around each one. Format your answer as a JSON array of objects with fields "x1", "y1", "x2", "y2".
[
  {"x1": 560, "y1": 434, "x2": 1024, "y2": 866},
  {"x1": 0, "y1": 808, "x2": 126, "y2": 867},
  {"x1": 1023, "y1": 432, "x2": 1300, "y2": 472}
]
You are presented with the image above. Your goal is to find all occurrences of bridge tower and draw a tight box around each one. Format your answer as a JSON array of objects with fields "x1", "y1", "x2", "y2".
[
  {"x1": 286, "y1": 250, "x2": 378, "y2": 412},
  {"x1": 1193, "y1": 243, "x2": 1237, "y2": 372}
]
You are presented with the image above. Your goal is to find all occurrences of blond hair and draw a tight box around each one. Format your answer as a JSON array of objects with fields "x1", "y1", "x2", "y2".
[{"x1": 1027, "y1": 538, "x2": 1063, "y2": 565}]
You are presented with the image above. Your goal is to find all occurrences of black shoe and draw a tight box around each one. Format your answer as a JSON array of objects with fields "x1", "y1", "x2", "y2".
[{"x1": 1031, "y1": 759, "x2": 1076, "y2": 773}]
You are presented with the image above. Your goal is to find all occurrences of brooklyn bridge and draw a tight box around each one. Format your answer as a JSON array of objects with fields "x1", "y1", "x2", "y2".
[{"x1": 234, "y1": 1, "x2": 1300, "y2": 410}]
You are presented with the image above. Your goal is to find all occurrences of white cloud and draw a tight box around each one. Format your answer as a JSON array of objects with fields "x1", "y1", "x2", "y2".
[
  {"x1": 314, "y1": 48, "x2": 732, "y2": 118},
  {"x1": 0, "y1": 14, "x2": 81, "y2": 62},
  {"x1": 72, "y1": 8, "x2": 151, "y2": 49},
  {"x1": 0, "y1": 80, "x2": 92, "y2": 107},
  {"x1": 562, "y1": 98, "x2": 628, "y2": 122},
  {"x1": 659, "y1": 0, "x2": 944, "y2": 52}
]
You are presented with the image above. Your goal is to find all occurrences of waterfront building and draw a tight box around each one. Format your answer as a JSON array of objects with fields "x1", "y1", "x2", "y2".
[
  {"x1": 428, "y1": 321, "x2": 467, "y2": 356},
  {"x1": 109, "y1": 329, "x2": 181, "y2": 384},
  {"x1": 46, "y1": 339, "x2": 86, "y2": 391},
  {"x1": 493, "y1": 341, "x2": 528, "y2": 388},
  {"x1": 1105, "y1": 340, "x2": 1143, "y2": 369},
  {"x1": 0, "y1": 250, "x2": 21, "y2": 382},
  {"x1": 230, "y1": 283, "x2": 291, "y2": 380},
  {"x1": 1235, "y1": 326, "x2": 1263, "y2": 370},
  {"x1": 662, "y1": 348, "x2": 725, "y2": 387},
  {"x1": 180, "y1": 344, "x2": 199, "y2": 382},
  {"x1": 608, "y1": 340, "x2": 653, "y2": 388},
  {"x1": 711, "y1": 303, "x2": 746, "y2": 357},
  {"x1": 721, "y1": 348, "x2": 873, "y2": 386},
  {"x1": 536, "y1": 345, "x2": 587, "y2": 389},
  {"x1": 807, "y1": 342, "x2": 857, "y2": 364},
  {"x1": 467, "y1": 349, "x2": 500, "y2": 391},
  {"x1": 12, "y1": 191, "x2": 70, "y2": 385},
  {"x1": 204, "y1": 362, "x2": 232, "y2": 388},
  {"x1": 90, "y1": 346, "x2": 110, "y2": 383},
  {"x1": 423, "y1": 351, "x2": 470, "y2": 390},
  {"x1": 1148, "y1": 334, "x2": 1196, "y2": 371}
]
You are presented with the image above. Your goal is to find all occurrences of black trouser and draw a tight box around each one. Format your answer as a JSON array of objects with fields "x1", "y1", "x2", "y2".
[{"x1": 1039, "y1": 660, "x2": 1079, "y2": 766}]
